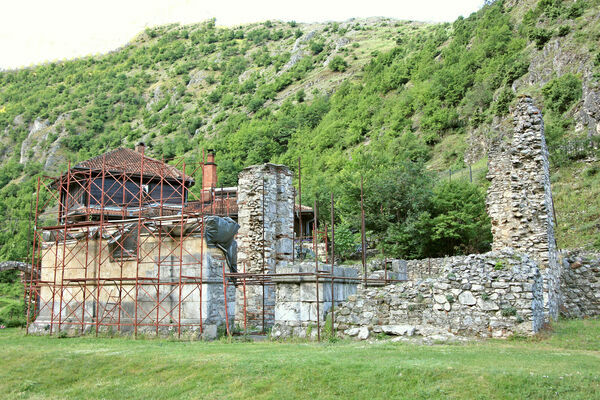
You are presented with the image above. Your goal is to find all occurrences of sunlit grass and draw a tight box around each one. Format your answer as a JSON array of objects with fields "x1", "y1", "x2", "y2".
[{"x1": 0, "y1": 318, "x2": 599, "y2": 399}]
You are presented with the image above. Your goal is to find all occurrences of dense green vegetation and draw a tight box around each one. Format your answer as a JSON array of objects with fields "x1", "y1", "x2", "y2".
[
  {"x1": 0, "y1": 0, "x2": 599, "y2": 319},
  {"x1": 0, "y1": 318, "x2": 599, "y2": 399},
  {"x1": 0, "y1": 270, "x2": 25, "y2": 327}
]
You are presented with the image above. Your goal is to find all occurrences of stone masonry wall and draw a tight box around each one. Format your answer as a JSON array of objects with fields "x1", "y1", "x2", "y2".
[
  {"x1": 486, "y1": 95, "x2": 559, "y2": 321},
  {"x1": 334, "y1": 250, "x2": 544, "y2": 341},
  {"x1": 404, "y1": 256, "x2": 468, "y2": 280},
  {"x1": 559, "y1": 250, "x2": 600, "y2": 318},
  {"x1": 271, "y1": 263, "x2": 358, "y2": 339},
  {"x1": 236, "y1": 163, "x2": 294, "y2": 330}
]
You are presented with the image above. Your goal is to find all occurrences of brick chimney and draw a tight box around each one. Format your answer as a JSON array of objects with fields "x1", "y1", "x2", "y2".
[
  {"x1": 135, "y1": 142, "x2": 146, "y2": 154},
  {"x1": 203, "y1": 150, "x2": 217, "y2": 191}
]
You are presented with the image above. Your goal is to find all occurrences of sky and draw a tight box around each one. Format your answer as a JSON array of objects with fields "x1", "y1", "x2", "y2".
[{"x1": 0, "y1": 0, "x2": 484, "y2": 70}]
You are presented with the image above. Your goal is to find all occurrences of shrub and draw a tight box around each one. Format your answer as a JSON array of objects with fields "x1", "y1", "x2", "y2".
[
  {"x1": 494, "y1": 87, "x2": 515, "y2": 116},
  {"x1": 309, "y1": 39, "x2": 325, "y2": 55},
  {"x1": 529, "y1": 28, "x2": 553, "y2": 49},
  {"x1": 501, "y1": 306, "x2": 517, "y2": 317},
  {"x1": 247, "y1": 96, "x2": 266, "y2": 113},
  {"x1": 505, "y1": 60, "x2": 530, "y2": 84},
  {"x1": 557, "y1": 26, "x2": 571, "y2": 37},
  {"x1": 567, "y1": 1, "x2": 586, "y2": 18},
  {"x1": 542, "y1": 74, "x2": 582, "y2": 114},
  {"x1": 583, "y1": 165, "x2": 599, "y2": 178},
  {"x1": 333, "y1": 224, "x2": 360, "y2": 260},
  {"x1": 329, "y1": 56, "x2": 348, "y2": 72}
]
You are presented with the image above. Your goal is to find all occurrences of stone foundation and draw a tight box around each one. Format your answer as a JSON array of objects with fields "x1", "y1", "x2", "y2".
[{"x1": 271, "y1": 263, "x2": 358, "y2": 339}]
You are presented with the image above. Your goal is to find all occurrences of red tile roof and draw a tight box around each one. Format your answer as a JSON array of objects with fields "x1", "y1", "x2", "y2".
[{"x1": 74, "y1": 148, "x2": 192, "y2": 182}]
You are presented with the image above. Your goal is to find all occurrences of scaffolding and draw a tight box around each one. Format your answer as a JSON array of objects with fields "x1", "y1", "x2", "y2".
[
  {"x1": 25, "y1": 152, "x2": 402, "y2": 341},
  {"x1": 26, "y1": 150, "x2": 236, "y2": 337}
]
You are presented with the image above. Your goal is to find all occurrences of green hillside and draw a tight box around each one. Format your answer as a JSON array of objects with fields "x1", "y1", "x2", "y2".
[{"x1": 0, "y1": 0, "x2": 599, "y2": 274}]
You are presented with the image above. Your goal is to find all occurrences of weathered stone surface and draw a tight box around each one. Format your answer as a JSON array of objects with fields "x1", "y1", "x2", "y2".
[
  {"x1": 381, "y1": 325, "x2": 416, "y2": 336},
  {"x1": 458, "y1": 291, "x2": 476, "y2": 306},
  {"x1": 486, "y1": 96, "x2": 559, "y2": 322},
  {"x1": 357, "y1": 326, "x2": 370, "y2": 340},
  {"x1": 28, "y1": 238, "x2": 235, "y2": 339},
  {"x1": 235, "y1": 164, "x2": 294, "y2": 331},
  {"x1": 346, "y1": 327, "x2": 360, "y2": 336},
  {"x1": 477, "y1": 298, "x2": 500, "y2": 311},
  {"x1": 332, "y1": 250, "x2": 544, "y2": 340},
  {"x1": 559, "y1": 250, "x2": 600, "y2": 318},
  {"x1": 270, "y1": 263, "x2": 358, "y2": 339}
]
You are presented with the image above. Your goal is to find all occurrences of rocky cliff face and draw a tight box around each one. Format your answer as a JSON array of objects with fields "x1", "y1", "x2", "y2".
[
  {"x1": 18, "y1": 114, "x2": 70, "y2": 171},
  {"x1": 516, "y1": 36, "x2": 600, "y2": 138}
]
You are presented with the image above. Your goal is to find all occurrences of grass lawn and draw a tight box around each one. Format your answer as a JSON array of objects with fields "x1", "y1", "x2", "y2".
[{"x1": 0, "y1": 319, "x2": 599, "y2": 399}]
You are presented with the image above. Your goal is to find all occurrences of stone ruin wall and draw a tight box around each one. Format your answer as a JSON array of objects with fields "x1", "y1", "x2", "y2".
[
  {"x1": 559, "y1": 250, "x2": 600, "y2": 318},
  {"x1": 236, "y1": 163, "x2": 294, "y2": 330},
  {"x1": 253, "y1": 96, "x2": 600, "y2": 341},
  {"x1": 334, "y1": 250, "x2": 544, "y2": 341},
  {"x1": 486, "y1": 95, "x2": 559, "y2": 321}
]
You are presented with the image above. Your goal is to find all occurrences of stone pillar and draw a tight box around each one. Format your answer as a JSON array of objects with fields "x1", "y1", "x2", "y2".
[
  {"x1": 236, "y1": 163, "x2": 294, "y2": 331},
  {"x1": 486, "y1": 95, "x2": 559, "y2": 321}
]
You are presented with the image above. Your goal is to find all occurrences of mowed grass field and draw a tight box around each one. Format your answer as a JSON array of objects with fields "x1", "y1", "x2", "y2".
[{"x1": 0, "y1": 319, "x2": 599, "y2": 400}]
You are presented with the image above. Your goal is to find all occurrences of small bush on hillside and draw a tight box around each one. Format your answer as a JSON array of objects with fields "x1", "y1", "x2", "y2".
[
  {"x1": 542, "y1": 74, "x2": 582, "y2": 114},
  {"x1": 557, "y1": 26, "x2": 571, "y2": 37},
  {"x1": 494, "y1": 87, "x2": 515, "y2": 116},
  {"x1": 329, "y1": 56, "x2": 348, "y2": 72},
  {"x1": 529, "y1": 28, "x2": 553, "y2": 49},
  {"x1": 309, "y1": 39, "x2": 325, "y2": 55}
]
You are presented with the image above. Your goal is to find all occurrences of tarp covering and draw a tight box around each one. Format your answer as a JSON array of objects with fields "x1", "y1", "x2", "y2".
[{"x1": 204, "y1": 216, "x2": 240, "y2": 273}]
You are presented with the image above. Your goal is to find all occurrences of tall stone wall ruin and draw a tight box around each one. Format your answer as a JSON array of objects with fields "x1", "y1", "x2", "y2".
[
  {"x1": 486, "y1": 95, "x2": 559, "y2": 321},
  {"x1": 236, "y1": 163, "x2": 294, "y2": 330}
]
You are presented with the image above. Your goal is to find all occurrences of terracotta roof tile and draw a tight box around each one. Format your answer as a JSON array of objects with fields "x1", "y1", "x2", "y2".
[{"x1": 74, "y1": 148, "x2": 192, "y2": 182}]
